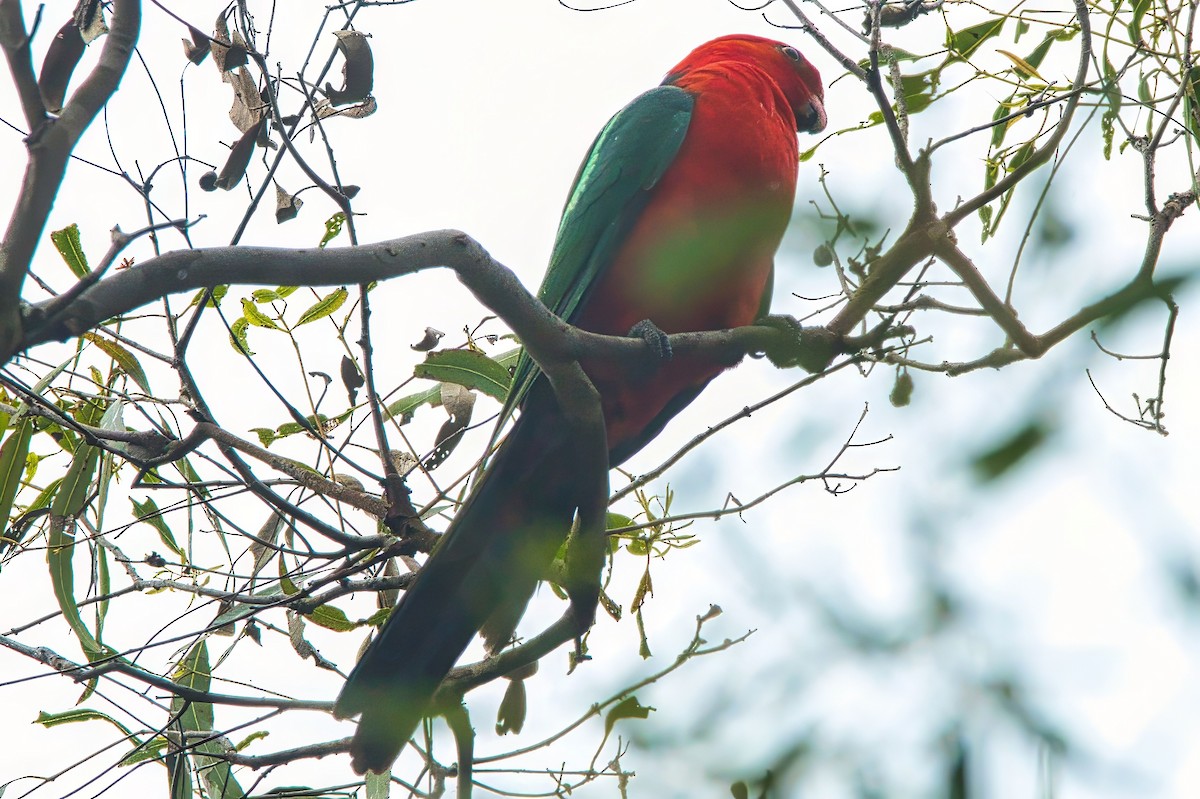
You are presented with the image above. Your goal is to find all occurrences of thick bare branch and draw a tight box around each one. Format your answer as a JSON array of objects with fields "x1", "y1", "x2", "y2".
[
  {"x1": 0, "y1": 1, "x2": 47, "y2": 130},
  {"x1": 0, "y1": 0, "x2": 140, "y2": 360}
]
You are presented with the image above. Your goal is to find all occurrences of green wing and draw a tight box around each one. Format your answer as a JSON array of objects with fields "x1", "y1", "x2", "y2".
[{"x1": 499, "y1": 85, "x2": 694, "y2": 425}]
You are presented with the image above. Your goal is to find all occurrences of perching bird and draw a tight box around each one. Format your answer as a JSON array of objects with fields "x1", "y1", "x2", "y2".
[{"x1": 335, "y1": 34, "x2": 826, "y2": 774}]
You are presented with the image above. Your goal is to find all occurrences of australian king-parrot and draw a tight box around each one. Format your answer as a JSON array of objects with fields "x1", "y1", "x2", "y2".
[{"x1": 335, "y1": 33, "x2": 826, "y2": 774}]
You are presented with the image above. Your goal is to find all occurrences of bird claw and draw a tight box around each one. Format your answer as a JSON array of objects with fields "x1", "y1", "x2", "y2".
[
  {"x1": 568, "y1": 635, "x2": 592, "y2": 674},
  {"x1": 628, "y1": 318, "x2": 673, "y2": 361},
  {"x1": 756, "y1": 314, "x2": 836, "y2": 373}
]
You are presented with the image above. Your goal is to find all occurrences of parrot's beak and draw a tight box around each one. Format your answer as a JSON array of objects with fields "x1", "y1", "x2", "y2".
[{"x1": 798, "y1": 97, "x2": 827, "y2": 134}]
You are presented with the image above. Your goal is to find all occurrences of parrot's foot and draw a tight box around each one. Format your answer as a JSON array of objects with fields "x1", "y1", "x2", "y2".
[
  {"x1": 756, "y1": 314, "x2": 837, "y2": 373},
  {"x1": 568, "y1": 634, "x2": 592, "y2": 673},
  {"x1": 628, "y1": 319, "x2": 673, "y2": 361}
]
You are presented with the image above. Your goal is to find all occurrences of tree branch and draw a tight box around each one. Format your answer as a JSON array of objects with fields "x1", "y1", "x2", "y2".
[
  {"x1": 0, "y1": 0, "x2": 141, "y2": 361},
  {"x1": 0, "y1": 0, "x2": 47, "y2": 130},
  {"x1": 942, "y1": 0, "x2": 1092, "y2": 227}
]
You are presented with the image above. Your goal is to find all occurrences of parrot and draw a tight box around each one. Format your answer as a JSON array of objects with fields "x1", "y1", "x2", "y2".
[{"x1": 334, "y1": 33, "x2": 826, "y2": 775}]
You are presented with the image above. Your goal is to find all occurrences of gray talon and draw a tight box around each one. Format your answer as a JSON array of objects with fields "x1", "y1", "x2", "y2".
[{"x1": 628, "y1": 318, "x2": 673, "y2": 360}]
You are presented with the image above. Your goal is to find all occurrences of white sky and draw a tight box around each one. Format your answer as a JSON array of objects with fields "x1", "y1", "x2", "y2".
[{"x1": 2, "y1": 1, "x2": 1199, "y2": 797}]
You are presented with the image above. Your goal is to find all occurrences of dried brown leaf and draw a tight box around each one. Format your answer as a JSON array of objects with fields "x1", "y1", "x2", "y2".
[
  {"x1": 423, "y1": 384, "x2": 475, "y2": 469},
  {"x1": 275, "y1": 183, "x2": 303, "y2": 223},
  {"x1": 74, "y1": 0, "x2": 107, "y2": 44},
  {"x1": 215, "y1": 118, "x2": 265, "y2": 190},
  {"x1": 182, "y1": 25, "x2": 211, "y2": 65},
  {"x1": 324, "y1": 30, "x2": 374, "y2": 106},
  {"x1": 313, "y1": 95, "x2": 378, "y2": 121},
  {"x1": 38, "y1": 20, "x2": 85, "y2": 113}
]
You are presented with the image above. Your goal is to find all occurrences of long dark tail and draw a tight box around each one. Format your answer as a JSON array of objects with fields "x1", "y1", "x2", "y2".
[{"x1": 334, "y1": 387, "x2": 580, "y2": 774}]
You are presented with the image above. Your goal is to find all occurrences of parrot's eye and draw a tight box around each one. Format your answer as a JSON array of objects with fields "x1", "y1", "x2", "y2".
[{"x1": 781, "y1": 45, "x2": 803, "y2": 62}]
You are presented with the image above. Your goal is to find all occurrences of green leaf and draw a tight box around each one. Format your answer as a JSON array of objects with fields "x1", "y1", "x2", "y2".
[
  {"x1": 363, "y1": 607, "x2": 392, "y2": 628},
  {"x1": 295, "y1": 287, "x2": 348, "y2": 326},
  {"x1": 1183, "y1": 65, "x2": 1200, "y2": 145},
  {"x1": 28, "y1": 477, "x2": 63, "y2": 514},
  {"x1": 1128, "y1": 0, "x2": 1152, "y2": 45},
  {"x1": 893, "y1": 69, "x2": 938, "y2": 97},
  {"x1": 605, "y1": 512, "x2": 634, "y2": 533},
  {"x1": 275, "y1": 285, "x2": 298, "y2": 298},
  {"x1": 188, "y1": 284, "x2": 228, "y2": 309},
  {"x1": 989, "y1": 98, "x2": 1014, "y2": 149},
  {"x1": 0, "y1": 420, "x2": 33, "y2": 553},
  {"x1": 83, "y1": 332, "x2": 151, "y2": 393},
  {"x1": 997, "y1": 49, "x2": 1045, "y2": 82},
  {"x1": 603, "y1": 696, "x2": 653, "y2": 738},
  {"x1": 890, "y1": 371, "x2": 914, "y2": 407},
  {"x1": 250, "y1": 427, "x2": 277, "y2": 448},
  {"x1": 1137, "y1": 72, "x2": 1153, "y2": 105},
  {"x1": 632, "y1": 570, "x2": 653, "y2": 613},
  {"x1": 210, "y1": 585, "x2": 285, "y2": 627},
  {"x1": 856, "y1": 47, "x2": 922, "y2": 73},
  {"x1": 251, "y1": 289, "x2": 280, "y2": 303},
  {"x1": 1022, "y1": 35, "x2": 1056, "y2": 74},
  {"x1": 229, "y1": 316, "x2": 254, "y2": 356},
  {"x1": 280, "y1": 555, "x2": 300, "y2": 595},
  {"x1": 15, "y1": 355, "x2": 73, "y2": 419},
  {"x1": 1008, "y1": 140, "x2": 1035, "y2": 173},
  {"x1": 168, "y1": 749, "x2": 193, "y2": 799},
  {"x1": 96, "y1": 542, "x2": 110, "y2": 639},
  {"x1": 170, "y1": 641, "x2": 246, "y2": 798},
  {"x1": 51, "y1": 223, "x2": 90, "y2": 277},
  {"x1": 173, "y1": 456, "x2": 208, "y2": 497},
  {"x1": 51, "y1": 441, "x2": 98, "y2": 519},
  {"x1": 240, "y1": 298, "x2": 279, "y2": 330},
  {"x1": 1101, "y1": 58, "x2": 1121, "y2": 160},
  {"x1": 94, "y1": 402, "x2": 122, "y2": 521},
  {"x1": 131, "y1": 497, "x2": 187, "y2": 561},
  {"x1": 121, "y1": 735, "x2": 168, "y2": 767},
  {"x1": 168, "y1": 641, "x2": 213, "y2": 790},
  {"x1": 306, "y1": 604, "x2": 358, "y2": 632},
  {"x1": 414, "y1": 350, "x2": 512, "y2": 402},
  {"x1": 48, "y1": 441, "x2": 106, "y2": 661},
  {"x1": 37, "y1": 708, "x2": 135, "y2": 737},
  {"x1": 947, "y1": 17, "x2": 1005, "y2": 61},
  {"x1": 366, "y1": 770, "x2": 392, "y2": 799},
  {"x1": 636, "y1": 607, "x2": 652, "y2": 658},
  {"x1": 233, "y1": 730, "x2": 270, "y2": 751},
  {"x1": 978, "y1": 205, "x2": 993, "y2": 241},
  {"x1": 319, "y1": 212, "x2": 346, "y2": 248},
  {"x1": 272, "y1": 411, "x2": 350, "y2": 439},
  {"x1": 385, "y1": 386, "x2": 441, "y2": 423},
  {"x1": 971, "y1": 421, "x2": 1052, "y2": 481},
  {"x1": 904, "y1": 90, "x2": 934, "y2": 115}
]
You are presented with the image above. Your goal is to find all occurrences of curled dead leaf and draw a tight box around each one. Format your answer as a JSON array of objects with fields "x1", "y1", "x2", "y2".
[
  {"x1": 275, "y1": 183, "x2": 303, "y2": 223},
  {"x1": 38, "y1": 20, "x2": 85, "y2": 113},
  {"x1": 313, "y1": 95, "x2": 378, "y2": 122},
  {"x1": 215, "y1": 118, "x2": 266, "y2": 190},
  {"x1": 182, "y1": 25, "x2": 211, "y2": 65},
  {"x1": 388, "y1": 449, "x2": 419, "y2": 476},
  {"x1": 340, "y1": 354, "x2": 364, "y2": 403},
  {"x1": 325, "y1": 30, "x2": 374, "y2": 106},
  {"x1": 74, "y1": 0, "x2": 107, "y2": 44},
  {"x1": 410, "y1": 327, "x2": 445, "y2": 352},
  {"x1": 423, "y1": 384, "x2": 476, "y2": 470}
]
